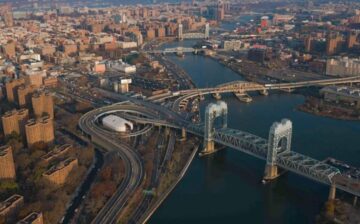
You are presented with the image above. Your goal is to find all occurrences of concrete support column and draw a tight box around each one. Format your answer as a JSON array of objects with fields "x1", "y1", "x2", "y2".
[
  {"x1": 264, "y1": 164, "x2": 278, "y2": 180},
  {"x1": 181, "y1": 127, "x2": 187, "y2": 141},
  {"x1": 328, "y1": 184, "x2": 336, "y2": 201},
  {"x1": 203, "y1": 140, "x2": 215, "y2": 154},
  {"x1": 353, "y1": 196, "x2": 358, "y2": 207},
  {"x1": 260, "y1": 89, "x2": 268, "y2": 96},
  {"x1": 212, "y1": 93, "x2": 221, "y2": 100}
]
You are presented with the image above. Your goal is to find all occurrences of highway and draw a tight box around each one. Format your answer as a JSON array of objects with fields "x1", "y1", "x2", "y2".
[{"x1": 79, "y1": 106, "x2": 144, "y2": 224}]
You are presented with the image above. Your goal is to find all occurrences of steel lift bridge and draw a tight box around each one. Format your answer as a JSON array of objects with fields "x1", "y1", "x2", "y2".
[
  {"x1": 178, "y1": 101, "x2": 359, "y2": 200},
  {"x1": 103, "y1": 101, "x2": 360, "y2": 200}
]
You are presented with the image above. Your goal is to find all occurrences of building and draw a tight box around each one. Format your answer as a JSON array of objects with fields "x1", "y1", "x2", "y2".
[
  {"x1": 41, "y1": 144, "x2": 72, "y2": 163},
  {"x1": 260, "y1": 16, "x2": 269, "y2": 28},
  {"x1": 1, "y1": 108, "x2": 29, "y2": 137},
  {"x1": 118, "y1": 41, "x2": 137, "y2": 49},
  {"x1": 113, "y1": 79, "x2": 132, "y2": 93},
  {"x1": 43, "y1": 76, "x2": 58, "y2": 88},
  {"x1": 5, "y1": 78, "x2": 25, "y2": 103},
  {"x1": 102, "y1": 115, "x2": 133, "y2": 132},
  {"x1": 347, "y1": 31, "x2": 358, "y2": 49},
  {"x1": 320, "y1": 86, "x2": 360, "y2": 108},
  {"x1": 106, "y1": 60, "x2": 136, "y2": 73},
  {"x1": 326, "y1": 33, "x2": 342, "y2": 55},
  {"x1": 222, "y1": 40, "x2": 241, "y2": 51},
  {"x1": 216, "y1": 1, "x2": 225, "y2": 21},
  {"x1": 326, "y1": 57, "x2": 360, "y2": 76},
  {"x1": 304, "y1": 36, "x2": 313, "y2": 52},
  {"x1": 31, "y1": 91, "x2": 54, "y2": 119},
  {"x1": 17, "y1": 84, "x2": 37, "y2": 108},
  {"x1": 1, "y1": 40, "x2": 16, "y2": 58},
  {"x1": 248, "y1": 46, "x2": 271, "y2": 63},
  {"x1": 156, "y1": 27, "x2": 166, "y2": 38},
  {"x1": 0, "y1": 4, "x2": 14, "y2": 27},
  {"x1": 0, "y1": 195, "x2": 23, "y2": 220},
  {"x1": 17, "y1": 212, "x2": 44, "y2": 224},
  {"x1": 146, "y1": 28, "x2": 156, "y2": 40},
  {"x1": 272, "y1": 14, "x2": 294, "y2": 25},
  {"x1": 25, "y1": 116, "x2": 54, "y2": 148},
  {"x1": 43, "y1": 158, "x2": 78, "y2": 185},
  {"x1": 0, "y1": 145, "x2": 16, "y2": 179}
]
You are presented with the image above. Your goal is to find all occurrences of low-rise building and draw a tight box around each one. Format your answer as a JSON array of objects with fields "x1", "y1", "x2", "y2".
[{"x1": 320, "y1": 86, "x2": 360, "y2": 108}]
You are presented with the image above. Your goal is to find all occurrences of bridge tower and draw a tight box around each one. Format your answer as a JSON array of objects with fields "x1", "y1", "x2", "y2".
[
  {"x1": 264, "y1": 119, "x2": 292, "y2": 180},
  {"x1": 205, "y1": 23, "x2": 210, "y2": 39},
  {"x1": 178, "y1": 24, "x2": 183, "y2": 41},
  {"x1": 201, "y1": 101, "x2": 228, "y2": 155}
]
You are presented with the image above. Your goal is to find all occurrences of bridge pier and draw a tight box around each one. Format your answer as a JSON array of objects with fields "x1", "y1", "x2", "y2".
[
  {"x1": 264, "y1": 165, "x2": 278, "y2": 180},
  {"x1": 212, "y1": 93, "x2": 221, "y2": 100},
  {"x1": 259, "y1": 89, "x2": 268, "y2": 96},
  {"x1": 180, "y1": 127, "x2": 187, "y2": 141},
  {"x1": 264, "y1": 119, "x2": 292, "y2": 181},
  {"x1": 328, "y1": 184, "x2": 336, "y2": 201},
  {"x1": 199, "y1": 94, "x2": 205, "y2": 101},
  {"x1": 353, "y1": 196, "x2": 358, "y2": 207}
]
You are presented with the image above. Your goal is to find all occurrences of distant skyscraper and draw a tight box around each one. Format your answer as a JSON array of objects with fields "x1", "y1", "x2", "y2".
[{"x1": 216, "y1": 1, "x2": 225, "y2": 21}]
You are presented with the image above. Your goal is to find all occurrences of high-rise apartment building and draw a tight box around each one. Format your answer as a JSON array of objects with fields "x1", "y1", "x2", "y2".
[
  {"x1": 326, "y1": 33, "x2": 342, "y2": 55},
  {"x1": 0, "y1": 145, "x2": 16, "y2": 179},
  {"x1": 1, "y1": 108, "x2": 29, "y2": 137},
  {"x1": 17, "y1": 85, "x2": 37, "y2": 108},
  {"x1": 25, "y1": 116, "x2": 54, "y2": 148},
  {"x1": 31, "y1": 91, "x2": 54, "y2": 119},
  {"x1": 5, "y1": 78, "x2": 25, "y2": 103}
]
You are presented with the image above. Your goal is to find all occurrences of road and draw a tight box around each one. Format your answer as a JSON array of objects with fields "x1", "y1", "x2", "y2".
[{"x1": 79, "y1": 107, "x2": 144, "y2": 224}]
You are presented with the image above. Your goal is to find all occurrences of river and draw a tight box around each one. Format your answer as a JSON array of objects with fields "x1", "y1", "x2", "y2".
[{"x1": 149, "y1": 40, "x2": 360, "y2": 224}]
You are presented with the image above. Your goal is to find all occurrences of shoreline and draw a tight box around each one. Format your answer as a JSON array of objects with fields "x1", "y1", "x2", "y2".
[{"x1": 139, "y1": 144, "x2": 199, "y2": 224}]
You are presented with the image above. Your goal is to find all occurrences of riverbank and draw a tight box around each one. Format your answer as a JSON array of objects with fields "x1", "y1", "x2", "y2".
[{"x1": 140, "y1": 143, "x2": 199, "y2": 224}]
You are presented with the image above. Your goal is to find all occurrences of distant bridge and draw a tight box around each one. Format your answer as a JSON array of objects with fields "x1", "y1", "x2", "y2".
[
  {"x1": 182, "y1": 32, "x2": 206, "y2": 39},
  {"x1": 169, "y1": 76, "x2": 360, "y2": 110},
  {"x1": 146, "y1": 47, "x2": 199, "y2": 54}
]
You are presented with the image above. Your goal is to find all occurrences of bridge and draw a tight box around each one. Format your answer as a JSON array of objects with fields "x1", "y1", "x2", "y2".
[
  {"x1": 82, "y1": 100, "x2": 360, "y2": 201},
  {"x1": 146, "y1": 47, "x2": 199, "y2": 54},
  {"x1": 169, "y1": 76, "x2": 360, "y2": 110},
  {"x1": 182, "y1": 32, "x2": 206, "y2": 39}
]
